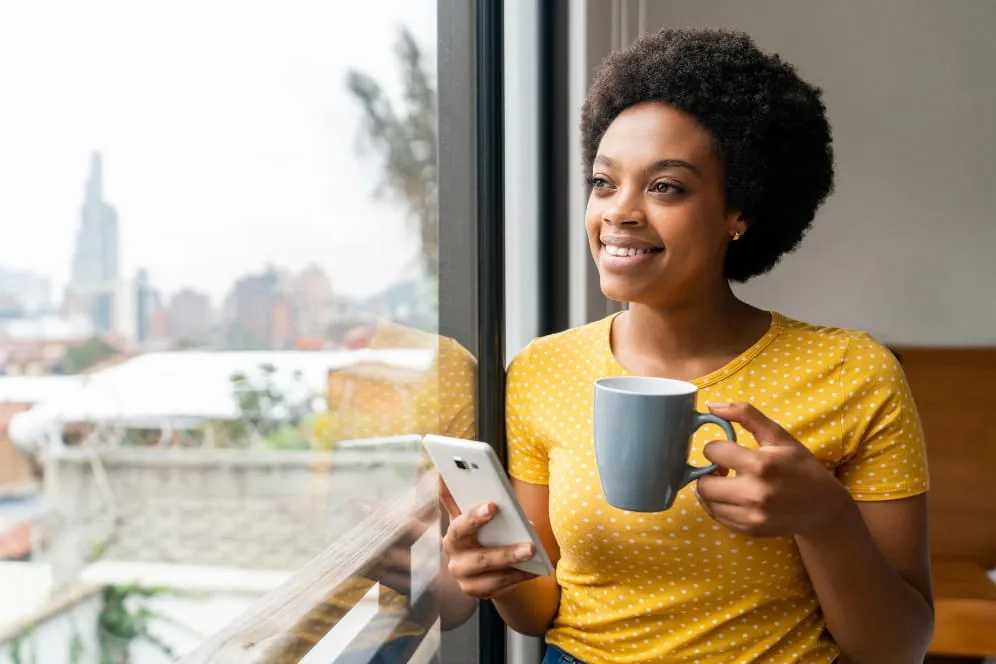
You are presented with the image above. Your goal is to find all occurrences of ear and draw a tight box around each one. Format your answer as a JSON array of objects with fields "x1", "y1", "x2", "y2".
[{"x1": 725, "y1": 211, "x2": 748, "y2": 240}]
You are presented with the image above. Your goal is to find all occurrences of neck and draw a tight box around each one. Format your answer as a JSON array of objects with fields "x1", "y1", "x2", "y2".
[{"x1": 618, "y1": 282, "x2": 767, "y2": 363}]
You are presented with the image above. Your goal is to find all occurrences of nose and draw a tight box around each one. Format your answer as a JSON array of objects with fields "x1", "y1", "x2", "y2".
[{"x1": 601, "y1": 187, "x2": 647, "y2": 226}]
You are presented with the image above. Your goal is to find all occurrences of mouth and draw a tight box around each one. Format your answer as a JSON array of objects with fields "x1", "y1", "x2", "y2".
[
  {"x1": 601, "y1": 243, "x2": 663, "y2": 258},
  {"x1": 598, "y1": 242, "x2": 664, "y2": 269}
]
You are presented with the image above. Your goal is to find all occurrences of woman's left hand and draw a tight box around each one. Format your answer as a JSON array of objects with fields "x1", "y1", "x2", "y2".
[{"x1": 694, "y1": 402, "x2": 852, "y2": 538}]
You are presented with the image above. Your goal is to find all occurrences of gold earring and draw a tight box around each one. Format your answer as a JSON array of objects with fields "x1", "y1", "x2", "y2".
[{"x1": 731, "y1": 231, "x2": 742, "y2": 241}]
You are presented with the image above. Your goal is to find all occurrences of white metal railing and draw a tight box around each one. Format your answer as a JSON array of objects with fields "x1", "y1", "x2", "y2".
[{"x1": 180, "y1": 471, "x2": 438, "y2": 663}]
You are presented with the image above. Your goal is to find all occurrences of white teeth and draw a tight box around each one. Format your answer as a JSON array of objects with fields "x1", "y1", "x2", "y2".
[{"x1": 604, "y1": 244, "x2": 658, "y2": 257}]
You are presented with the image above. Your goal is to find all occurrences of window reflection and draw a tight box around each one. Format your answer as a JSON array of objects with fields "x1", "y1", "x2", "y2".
[{"x1": 0, "y1": 1, "x2": 477, "y2": 662}]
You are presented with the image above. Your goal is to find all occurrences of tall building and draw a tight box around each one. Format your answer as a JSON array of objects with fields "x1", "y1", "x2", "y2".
[
  {"x1": 134, "y1": 268, "x2": 157, "y2": 344},
  {"x1": 166, "y1": 288, "x2": 213, "y2": 343},
  {"x1": 62, "y1": 154, "x2": 155, "y2": 347},
  {"x1": 70, "y1": 152, "x2": 119, "y2": 289},
  {"x1": 292, "y1": 265, "x2": 335, "y2": 338},
  {"x1": 225, "y1": 267, "x2": 297, "y2": 349}
]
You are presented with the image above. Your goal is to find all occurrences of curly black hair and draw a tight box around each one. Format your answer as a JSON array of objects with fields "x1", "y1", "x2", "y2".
[{"x1": 581, "y1": 28, "x2": 835, "y2": 281}]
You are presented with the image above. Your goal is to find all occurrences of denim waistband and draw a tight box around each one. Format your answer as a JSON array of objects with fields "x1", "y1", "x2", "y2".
[
  {"x1": 542, "y1": 644, "x2": 585, "y2": 664},
  {"x1": 543, "y1": 643, "x2": 838, "y2": 664}
]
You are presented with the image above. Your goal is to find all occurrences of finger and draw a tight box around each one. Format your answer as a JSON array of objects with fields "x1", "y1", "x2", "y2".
[
  {"x1": 438, "y1": 479, "x2": 461, "y2": 519},
  {"x1": 694, "y1": 493, "x2": 755, "y2": 530},
  {"x1": 707, "y1": 402, "x2": 790, "y2": 447},
  {"x1": 693, "y1": 483, "x2": 719, "y2": 520},
  {"x1": 445, "y1": 502, "x2": 497, "y2": 543},
  {"x1": 462, "y1": 569, "x2": 537, "y2": 599},
  {"x1": 707, "y1": 464, "x2": 731, "y2": 477},
  {"x1": 706, "y1": 502, "x2": 755, "y2": 529},
  {"x1": 448, "y1": 542, "x2": 535, "y2": 578},
  {"x1": 694, "y1": 474, "x2": 754, "y2": 506},
  {"x1": 703, "y1": 440, "x2": 761, "y2": 475}
]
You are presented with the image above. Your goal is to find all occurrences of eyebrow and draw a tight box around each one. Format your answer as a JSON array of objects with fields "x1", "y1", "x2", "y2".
[{"x1": 594, "y1": 154, "x2": 700, "y2": 176}]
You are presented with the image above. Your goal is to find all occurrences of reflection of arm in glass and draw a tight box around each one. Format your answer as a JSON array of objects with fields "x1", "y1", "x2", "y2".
[
  {"x1": 438, "y1": 343, "x2": 563, "y2": 635},
  {"x1": 321, "y1": 321, "x2": 483, "y2": 629},
  {"x1": 426, "y1": 334, "x2": 483, "y2": 630}
]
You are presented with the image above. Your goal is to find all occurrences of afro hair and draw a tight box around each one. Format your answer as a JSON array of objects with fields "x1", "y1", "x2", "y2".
[{"x1": 581, "y1": 28, "x2": 835, "y2": 281}]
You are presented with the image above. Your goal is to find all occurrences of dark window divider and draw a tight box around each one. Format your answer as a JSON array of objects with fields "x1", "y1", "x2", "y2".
[
  {"x1": 475, "y1": 1, "x2": 507, "y2": 663},
  {"x1": 538, "y1": 0, "x2": 572, "y2": 337}
]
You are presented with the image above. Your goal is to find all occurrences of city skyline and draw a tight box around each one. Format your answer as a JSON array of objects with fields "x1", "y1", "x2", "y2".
[
  {"x1": 71, "y1": 152, "x2": 119, "y2": 289},
  {"x1": 0, "y1": 0, "x2": 437, "y2": 302}
]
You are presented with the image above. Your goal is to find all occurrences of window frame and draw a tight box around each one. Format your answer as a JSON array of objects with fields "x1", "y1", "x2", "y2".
[{"x1": 438, "y1": 0, "x2": 508, "y2": 662}]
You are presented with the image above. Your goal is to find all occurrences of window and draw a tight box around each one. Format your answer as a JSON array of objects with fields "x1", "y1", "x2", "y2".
[{"x1": 0, "y1": 1, "x2": 503, "y2": 662}]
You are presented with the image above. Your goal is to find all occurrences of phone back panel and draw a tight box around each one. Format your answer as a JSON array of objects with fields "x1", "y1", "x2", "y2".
[{"x1": 422, "y1": 435, "x2": 554, "y2": 576}]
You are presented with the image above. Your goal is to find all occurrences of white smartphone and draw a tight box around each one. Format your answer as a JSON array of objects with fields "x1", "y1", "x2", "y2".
[{"x1": 421, "y1": 434, "x2": 555, "y2": 577}]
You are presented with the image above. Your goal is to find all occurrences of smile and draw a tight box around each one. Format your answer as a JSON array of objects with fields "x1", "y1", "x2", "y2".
[
  {"x1": 599, "y1": 243, "x2": 664, "y2": 269},
  {"x1": 602, "y1": 244, "x2": 662, "y2": 257}
]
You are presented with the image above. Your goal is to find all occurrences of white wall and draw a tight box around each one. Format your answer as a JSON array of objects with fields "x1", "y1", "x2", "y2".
[
  {"x1": 0, "y1": 589, "x2": 260, "y2": 664},
  {"x1": 634, "y1": 0, "x2": 996, "y2": 346},
  {"x1": 504, "y1": 0, "x2": 541, "y2": 361}
]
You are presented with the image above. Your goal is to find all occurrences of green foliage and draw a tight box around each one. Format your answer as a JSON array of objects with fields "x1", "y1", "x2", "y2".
[
  {"x1": 87, "y1": 538, "x2": 111, "y2": 563},
  {"x1": 219, "y1": 364, "x2": 310, "y2": 448},
  {"x1": 9, "y1": 627, "x2": 37, "y2": 664},
  {"x1": 172, "y1": 337, "x2": 204, "y2": 350},
  {"x1": 4, "y1": 586, "x2": 193, "y2": 664},
  {"x1": 69, "y1": 620, "x2": 85, "y2": 664},
  {"x1": 347, "y1": 27, "x2": 438, "y2": 279},
  {"x1": 62, "y1": 337, "x2": 118, "y2": 374},
  {"x1": 97, "y1": 585, "x2": 175, "y2": 664},
  {"x1": 259, "y1": 422, "x2": 311, "y2": 451}
]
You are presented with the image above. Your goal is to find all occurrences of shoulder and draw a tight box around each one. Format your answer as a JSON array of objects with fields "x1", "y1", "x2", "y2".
[
  {"x1": 509, "y1": 315, "x2": 613, "y2": 375},
  {"x1": 773, "y1": 312, "x2": 902, "y2": 377}
]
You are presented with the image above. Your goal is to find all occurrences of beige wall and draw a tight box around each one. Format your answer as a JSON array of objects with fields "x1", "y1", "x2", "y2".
[
  {"x1": 0, "y1": 403, "x2": 34, "y2": 490},
  {"x1": 636, "y1": 0, "x2": 996, "y2": 346}
]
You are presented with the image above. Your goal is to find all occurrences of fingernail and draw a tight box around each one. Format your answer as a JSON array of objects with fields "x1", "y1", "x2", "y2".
[
  {"x1": 706, "y1": 401, "x2": 732, "y2": 408},
  {"x1": 515, "y1": 544, "x2": 534, "y2": 561},
  {"x1": 477, "y1": 503, "x2": 492, "y2": 518}
]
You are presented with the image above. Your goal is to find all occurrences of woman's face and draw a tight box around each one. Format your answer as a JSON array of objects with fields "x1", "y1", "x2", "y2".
[{"x1": 585, "y1": 102, "x2": 743, "y2": 308}]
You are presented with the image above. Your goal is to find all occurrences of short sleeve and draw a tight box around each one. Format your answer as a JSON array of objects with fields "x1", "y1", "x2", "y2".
[
  {"x1": 836, "y1": 335, "x2": 930, "y2": 501},
  {"x1": 506, "y1": 343, "x2": 550, "y2": 485}
]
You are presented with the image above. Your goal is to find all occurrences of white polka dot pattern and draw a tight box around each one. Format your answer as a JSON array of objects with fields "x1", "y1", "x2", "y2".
[{"x1": 506, "y1": 311, "x2": 929, "y2": 663}]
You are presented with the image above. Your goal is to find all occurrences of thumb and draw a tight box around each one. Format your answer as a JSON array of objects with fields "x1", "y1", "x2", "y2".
[{"x1": 706, "y1": 401, "x2": 793, "y2": 447}]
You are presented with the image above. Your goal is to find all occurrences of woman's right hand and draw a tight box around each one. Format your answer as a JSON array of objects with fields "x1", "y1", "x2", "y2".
[{"x1": 440, "y1": 481, "x2": 539, "y2": 599}]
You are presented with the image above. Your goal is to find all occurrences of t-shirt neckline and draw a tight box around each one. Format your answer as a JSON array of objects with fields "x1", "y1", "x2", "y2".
[{"x1": 601, "y1": 309, "x2": 785, "y2": 389}]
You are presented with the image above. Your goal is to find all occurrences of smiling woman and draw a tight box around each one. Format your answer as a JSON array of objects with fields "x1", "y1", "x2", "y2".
[{"x1": 439, "y1": 27, "x2": 934, "y2": 664}]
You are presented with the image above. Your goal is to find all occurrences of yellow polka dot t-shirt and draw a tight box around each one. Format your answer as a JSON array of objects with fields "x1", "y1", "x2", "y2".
[{"x1": 506, "y1": 312, "x2": 929, "y2": 663}]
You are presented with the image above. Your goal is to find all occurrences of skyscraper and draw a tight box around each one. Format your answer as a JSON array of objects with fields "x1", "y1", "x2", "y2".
[{"x1": 70, "y1": 152, "x2": 119, "y2": 289}]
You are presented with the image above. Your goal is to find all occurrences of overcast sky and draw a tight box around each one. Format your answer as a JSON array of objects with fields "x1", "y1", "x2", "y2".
[{"x1": 0, "y1": 0, "x2": 436, "y2": 302}]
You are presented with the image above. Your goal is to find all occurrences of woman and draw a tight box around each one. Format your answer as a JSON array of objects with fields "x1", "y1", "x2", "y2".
[{"x1": 442, "y1": 28, "x2": 933, "y2": 663}]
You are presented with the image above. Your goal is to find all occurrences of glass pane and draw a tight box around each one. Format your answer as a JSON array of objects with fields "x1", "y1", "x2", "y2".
[{"x1": 0, "y1": 2, "x2": 480, "y2": 662}]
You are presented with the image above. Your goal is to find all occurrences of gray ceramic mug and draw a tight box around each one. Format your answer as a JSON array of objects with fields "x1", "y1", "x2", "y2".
[{"x1": 594, "y1": 376, "x2": 737, "y2": 512}]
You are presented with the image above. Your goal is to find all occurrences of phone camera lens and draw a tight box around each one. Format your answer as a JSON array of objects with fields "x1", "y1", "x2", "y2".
[{"x1": 454, "y1": 458, "x2": 469, "y2": 470}]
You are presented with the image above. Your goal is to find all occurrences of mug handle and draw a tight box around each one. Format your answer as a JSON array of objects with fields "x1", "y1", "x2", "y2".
[{"x1": 680, "y1": 412, "x2": 737, "y2": 488}]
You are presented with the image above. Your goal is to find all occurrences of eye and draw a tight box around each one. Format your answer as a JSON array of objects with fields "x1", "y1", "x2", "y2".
[
  {"x1": 586, "y1": 174, "x2": 612, "y2": 189},
  {"x1": 650, "y1": 180, "x2": 683, "y2": 195}
]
